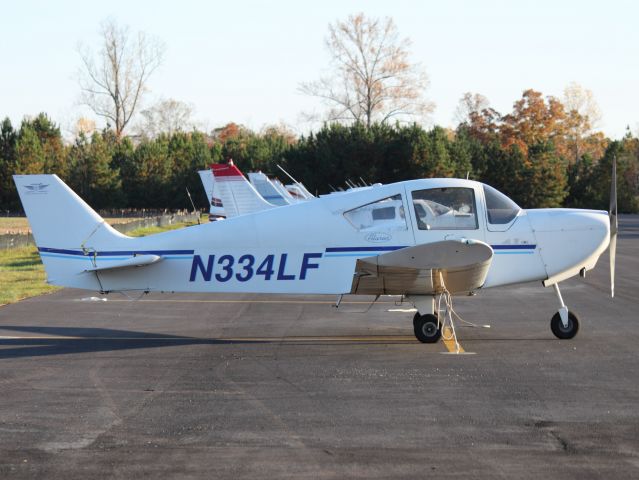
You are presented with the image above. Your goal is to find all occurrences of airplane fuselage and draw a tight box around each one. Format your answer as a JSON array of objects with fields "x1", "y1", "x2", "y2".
[{"x1": 37, "y1": 178, "x2": 610, "y2": 295}]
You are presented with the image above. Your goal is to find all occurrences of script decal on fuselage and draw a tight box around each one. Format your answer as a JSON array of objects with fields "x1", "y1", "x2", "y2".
[{"x1": 189, "y1": 253, "x2": 323, "y2": 282}]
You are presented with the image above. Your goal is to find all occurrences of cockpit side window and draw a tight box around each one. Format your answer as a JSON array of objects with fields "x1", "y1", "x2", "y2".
[
  {"x1": 343, "y1": 194, "x2": 407, "y2": 232},
  {"x1": 483, "y1": 184, "x2": 520, "y2": 224},
  {"x1": 411, "y1": 188, "x2": 478, "y2": 230}
]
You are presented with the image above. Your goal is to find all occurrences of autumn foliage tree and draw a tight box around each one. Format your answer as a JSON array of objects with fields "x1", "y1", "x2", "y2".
[
  {"x1": 560, "y1": 82, "x2": 607, "y2": 163},
  {"x1": 499, "y1": 89, "x2": 567, "y2": 155}
]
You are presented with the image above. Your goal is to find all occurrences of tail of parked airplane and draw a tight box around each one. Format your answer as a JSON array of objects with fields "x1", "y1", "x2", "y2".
[
  {"x1": 197, "y1": 169, "x2": 225, "y2": 219},
  {"x1": 272, "y1": 178, "x2": 305, "y2": 204},
  {"x1": 211, "y1": 162, "x2": 275, "y2": 217},
  {"x1": 247, "y1": 172, "x2": 291, "y2": 206},
  {"x1": 13, "y1": 174, "x2": 132, "y2": 288}
]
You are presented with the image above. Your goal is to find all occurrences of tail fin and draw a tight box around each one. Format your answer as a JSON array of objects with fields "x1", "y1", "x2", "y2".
[
  {"x1": 286, "y1": 183, "x2": 313, "y2": 200},
  {"x1": 247, "y1": 172, "x2": 291, "y2": 206},
  {"x1": 272, "y1": 178, "x2": 300, "y2": 203},
  {"x1": 13, "y1": 175, "x2": 129, "y2": 288},
  {"x1": 211, "y1": 163, "x2": 275, "y2": 217},
  {"x1": 14, "y1": 175, "x2": 127, "y2": 249},
  {"x1": 198, "y1": 169, "x2": 215, "y2": 202},
  {"x1": 292, "y1": 182, "x2": 315, "y2": 199},
  {"x1": 198, "y1": 169, "x2": 225, "y2": 218}
]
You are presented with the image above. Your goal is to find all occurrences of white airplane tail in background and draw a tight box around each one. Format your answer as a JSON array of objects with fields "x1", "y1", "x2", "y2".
[
  {"x1": 211, "y1": 162, "x2": 275, "y2": 217},
  {"x1": 272, "y1": 179, "x2": 297, "y2": 202},
  {"x1": 198, "y1": 169, "x2": 215, "y2": 203},
  {"x1": 247, "y1": 171, "x2": 291, "y2": 206},
  {"x1": 197, "y1": 169, "x2": 225, "y2": 219}
]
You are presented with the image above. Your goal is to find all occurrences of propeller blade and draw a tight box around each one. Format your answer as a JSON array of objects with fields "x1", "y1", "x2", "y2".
[{"x1": 609, "y1": 156, "x2": 618, "y2": 298}]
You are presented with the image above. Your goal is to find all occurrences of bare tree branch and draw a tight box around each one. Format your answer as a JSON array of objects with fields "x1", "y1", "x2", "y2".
[
  {"x1": 77, "y1": 18, "x2": 165, "y2": 138},
  {"x1": 134, "y1": 98, "x2": 196, "y2": 138},
  {"x1": 300, "y1": 13, "x2": 434, "y2": 128}
]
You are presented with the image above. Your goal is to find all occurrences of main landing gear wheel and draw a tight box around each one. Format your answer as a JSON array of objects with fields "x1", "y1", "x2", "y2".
[
  {"x1": 550, "y1": 311, "x2": 580, "y2": 339},
  {"x1": 413, "y1": 313, "x2": 441, "y2": 343}
]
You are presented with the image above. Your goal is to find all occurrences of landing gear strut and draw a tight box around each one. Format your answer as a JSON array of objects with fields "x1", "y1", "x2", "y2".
[{"x1": 550, "y1": 283, "x2": 579, "y2": 339}]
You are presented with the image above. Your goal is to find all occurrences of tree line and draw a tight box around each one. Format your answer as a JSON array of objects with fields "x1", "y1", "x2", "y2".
[{"x1": 1, "y1": 89, "x2": 638, "y2": 214}]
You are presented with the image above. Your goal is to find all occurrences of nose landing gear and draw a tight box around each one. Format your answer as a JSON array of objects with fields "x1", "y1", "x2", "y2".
[
  {"x1": 551, "y1": 310, "x2": 579, "y2": 339},
  {"x1": 551, "y1": 283, "x2": 580, "y2": 339}
]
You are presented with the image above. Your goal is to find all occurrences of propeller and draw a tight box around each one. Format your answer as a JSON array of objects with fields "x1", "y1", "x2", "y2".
[{"x1": 609, "y1": 156, "x2": 618, "y2": 298}]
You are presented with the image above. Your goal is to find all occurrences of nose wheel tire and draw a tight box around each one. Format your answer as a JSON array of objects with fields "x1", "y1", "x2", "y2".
[
  {"x1": 413, "y1": 313, "x2": 441, "y2": 343},
  {"x1": 550, "y1": 311, "x2": 579, "y2": 339}
]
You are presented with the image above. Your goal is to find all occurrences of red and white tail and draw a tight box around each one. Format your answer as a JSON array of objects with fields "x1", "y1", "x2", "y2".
[{"x1": 211, "y1": 162, "x2": 274, "y2": 217}]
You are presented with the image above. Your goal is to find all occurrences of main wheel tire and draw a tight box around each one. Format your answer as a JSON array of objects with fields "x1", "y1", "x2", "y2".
[
  {"x1": 413, "y1": 313, "x2": 441, "y2": 343},
  {"x1": 550, "y1": 311, "x2": 579, "y2": 339}
]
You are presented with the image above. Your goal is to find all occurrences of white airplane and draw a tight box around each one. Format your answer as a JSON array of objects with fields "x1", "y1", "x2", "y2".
[
  {"x1": 13, "y1": 171, "x2": 616, "y2": 343},
  {"x1": 197, "y1": 170, "x2": 225, "y2": 220}
]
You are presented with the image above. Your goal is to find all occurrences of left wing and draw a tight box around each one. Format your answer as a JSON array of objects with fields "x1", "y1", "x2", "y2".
[{"x1": 351, "y1": 239, "x2": 493, "y2": 295}]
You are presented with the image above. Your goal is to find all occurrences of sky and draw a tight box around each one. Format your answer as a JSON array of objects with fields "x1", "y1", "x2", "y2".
[{"x1": 1, "y1": 0, "x2": 638, "y2": 139}]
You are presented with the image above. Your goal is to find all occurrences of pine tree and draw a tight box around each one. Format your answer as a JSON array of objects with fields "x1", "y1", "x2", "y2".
[{"x1": 0, "y1": 118, "x2": 18, "y2": 210}]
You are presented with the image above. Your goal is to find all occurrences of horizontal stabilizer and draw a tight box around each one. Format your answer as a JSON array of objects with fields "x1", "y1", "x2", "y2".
[
  {"x1": 351, "y1": 239, "x2": 493, "y2": 295},
  {"x1": 84, "y1": 254, "x2": 162, "y2": 272}
]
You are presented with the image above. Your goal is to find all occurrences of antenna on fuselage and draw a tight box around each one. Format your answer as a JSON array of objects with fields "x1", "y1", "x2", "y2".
[
  {"x1": 277, "y1": 164, "x2": 302, "y2": 187},
  {"x1": 185, "y1": 187, "x2": 201, "y2": 225}
]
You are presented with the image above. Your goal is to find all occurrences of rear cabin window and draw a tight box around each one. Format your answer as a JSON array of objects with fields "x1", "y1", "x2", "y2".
[
  {"x1": 483, "y1": 184, "x2": 520, "y2": 224},
  {"x1": 372, "y1": 207, "x2": 396, "y2": 220},
  {"x1": 411, "y1": 188, "x2": 478, "y2": 230},
  {"x1": 344, "y1": 195, "x2": 408, "y2": 231}
]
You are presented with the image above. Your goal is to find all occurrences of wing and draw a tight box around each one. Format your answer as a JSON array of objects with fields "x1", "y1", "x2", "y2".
[{"x1": 350, "y1": 239, "x2": 493, "y2": 295}]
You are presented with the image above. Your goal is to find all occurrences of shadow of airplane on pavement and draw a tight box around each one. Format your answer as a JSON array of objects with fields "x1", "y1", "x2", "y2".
[{"x1": 0, "y1": 325, "x2": 252, "y2": 360}]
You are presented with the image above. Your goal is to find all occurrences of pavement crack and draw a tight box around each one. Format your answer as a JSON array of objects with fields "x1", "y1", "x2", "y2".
[
  {"x1": 533, "y1": 420, "x2": 575, "y2": 453},
  {"x1": 549, "y1": 430, "x2": 573, "y2": 452}
]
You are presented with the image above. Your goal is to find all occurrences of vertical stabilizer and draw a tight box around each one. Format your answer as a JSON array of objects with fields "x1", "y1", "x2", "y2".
[
  {"x1": 272, "y1": 178, "x2": 299, "y2": 203},
  {"x1": 13, "y1": 174, "x2": 127, "y2": 249},
  {"x1": 198, "y1": 169, "x2": 225, "y2": 218},
  {"x1": 13, "y1": 174, "x2": 130, "y2": 288},
  {"x1": 247, "y1": 172, "x2": 291, "y2": 206}
]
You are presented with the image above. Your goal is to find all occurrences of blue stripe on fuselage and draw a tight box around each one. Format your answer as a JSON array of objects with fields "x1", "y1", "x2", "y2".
[
  {"x1": 325, "y1": 246, "x2": 407, "y2": 253},
  {"x1": 38, "y1": 247, "x2": 194, "y2": 256},
  {"x1": 491, "y1": 244, "x2": 536, "y2": 250}
]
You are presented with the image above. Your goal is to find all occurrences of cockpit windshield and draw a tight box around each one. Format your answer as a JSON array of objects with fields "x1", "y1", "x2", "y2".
[{"x1": 483, "y1": 184, "x2": 520, "y2": 224}]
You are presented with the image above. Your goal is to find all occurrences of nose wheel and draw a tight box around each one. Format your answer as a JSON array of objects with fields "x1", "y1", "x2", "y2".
[
  {"x1": 551, "y1": 311, "x2": 579, "y2": 339},
  {"x1": 550, "y1": 283, "x2": 579, "y2": 339},
  {"x1": 413, "y1": 313, "x2": 441, "y2": 343}
]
